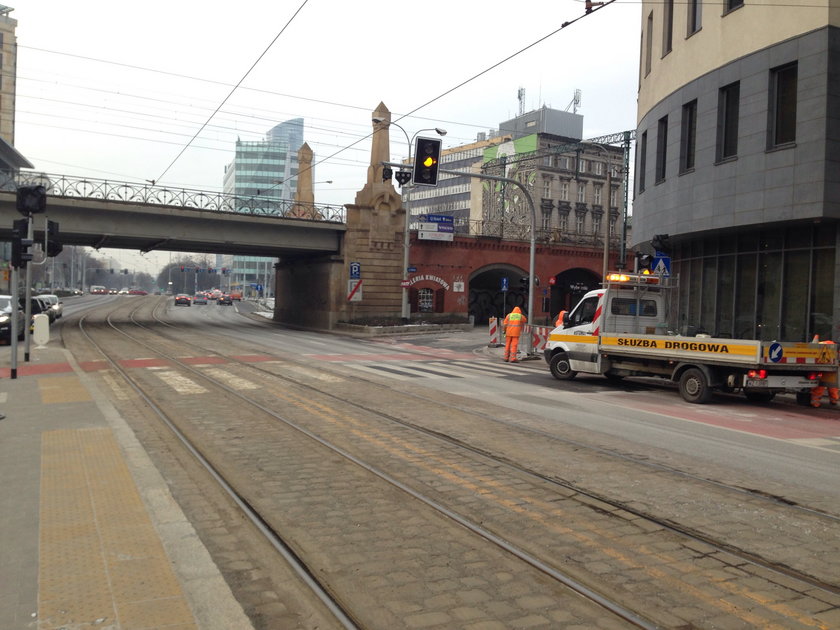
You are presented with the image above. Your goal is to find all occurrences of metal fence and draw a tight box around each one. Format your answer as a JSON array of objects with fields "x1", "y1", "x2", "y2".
[{"x1": 1, "y1": 171, "x2": 347, "y2": 223}]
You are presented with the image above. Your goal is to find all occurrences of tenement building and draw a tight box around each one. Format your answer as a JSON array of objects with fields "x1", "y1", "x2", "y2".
[{"x1": 633, "y1": 0, "x2": 839, "y2": 342}]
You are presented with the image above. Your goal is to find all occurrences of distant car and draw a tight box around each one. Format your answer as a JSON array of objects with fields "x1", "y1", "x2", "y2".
[
  {"x1": 129, "y1": 289, "x2": 148, "y2": 295},
  {"x1": 193, "y1": 294, "x2": 208, "y2": 305},
  {"x1": 118, "y1": 288, "x2": 129, "y2": 295},
  {"x1": 217, "y1": 294, "x2": 233, "y2": 305},
  {"x1": 38, "y1": 294, "x2": 63, "y2": 319},
  {"x1": 174, "y1": 294, "x2": 191, "y2": 307},
  {"x1": 229, "y1": 291, "x2": 243, "y2": 301},
  {"x1": 0, "y1": 295, "x2": 25, "y2": 343}
]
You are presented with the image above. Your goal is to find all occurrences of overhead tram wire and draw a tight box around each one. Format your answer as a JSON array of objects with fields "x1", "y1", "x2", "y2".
[
  {"x1": 270, "y1": 0, "x2": 619, "y2": 202},
  {"x1": 152, "y1": 0, "x2": 310, "y2": 185}
]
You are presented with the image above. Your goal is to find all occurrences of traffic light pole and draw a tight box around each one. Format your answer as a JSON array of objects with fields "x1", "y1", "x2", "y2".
[
  {"x1": 382, "y1": 162, "x2": 538, "y2": 356},
  {"x1": 23, "y1": 216, "x2": 33, "y2": 361}
]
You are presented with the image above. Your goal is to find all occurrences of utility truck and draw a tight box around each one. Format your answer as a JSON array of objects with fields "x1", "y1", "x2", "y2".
[{"x1": 544, "y1": 272, "x2": 835, "y2": 404}]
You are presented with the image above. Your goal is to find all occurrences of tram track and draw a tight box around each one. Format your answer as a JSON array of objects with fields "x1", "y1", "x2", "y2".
[
  {"x1": 142, "y1": 299, "x2": 840, "y2": 591},
  {"x1": 57, "y1": 297, "x2": 840, "y2": 629}
]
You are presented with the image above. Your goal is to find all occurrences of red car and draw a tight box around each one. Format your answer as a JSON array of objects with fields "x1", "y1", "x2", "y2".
[{"x1": 128, "y1": 289, "x2": 148, "y2": 295}]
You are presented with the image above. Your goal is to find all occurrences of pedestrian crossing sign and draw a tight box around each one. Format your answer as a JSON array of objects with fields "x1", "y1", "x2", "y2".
[{"x1": 653, "y1": 254, "x2": 671, "y2": 277}]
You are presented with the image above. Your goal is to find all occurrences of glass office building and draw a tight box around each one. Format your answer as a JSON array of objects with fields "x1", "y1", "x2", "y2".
[{"x1": 222, "y1": 118, "x2": 305, "y2": 296}]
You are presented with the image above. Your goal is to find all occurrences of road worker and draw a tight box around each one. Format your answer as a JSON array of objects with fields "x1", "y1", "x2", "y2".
[
  {"x1": 503, "y1": 306, "x2": 527, "y2": 362},
  {"x1": 555, "y1": 310, "x2": 567, "y2": 329},
  {"x1": 811, "y1": 339, "x2": 839, "y2": 408}
]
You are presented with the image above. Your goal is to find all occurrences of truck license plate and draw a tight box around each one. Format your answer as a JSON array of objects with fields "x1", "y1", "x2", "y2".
[{"x1": 745, "y1": 379, "x2": 768, "y2": 387}]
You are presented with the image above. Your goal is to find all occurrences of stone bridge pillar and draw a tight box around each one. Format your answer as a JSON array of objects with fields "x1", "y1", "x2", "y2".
[{"x1": 273, "y1": 103, "x2": 405, "y2": 328}]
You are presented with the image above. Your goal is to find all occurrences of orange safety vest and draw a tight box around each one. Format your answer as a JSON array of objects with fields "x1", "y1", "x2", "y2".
[{"x1": 504, "y1": 311, "x2": 526, "y2": 337}]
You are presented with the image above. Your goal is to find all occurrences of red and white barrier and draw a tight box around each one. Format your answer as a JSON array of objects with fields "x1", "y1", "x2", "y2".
[
  {"x1": 526, "y1": 325, "x2": 552, "y2": 352},
  {"x1": 488, "y1": 317, "x2": 502, "y2": 347}
]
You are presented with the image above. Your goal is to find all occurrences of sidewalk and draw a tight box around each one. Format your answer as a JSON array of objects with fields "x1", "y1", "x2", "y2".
[{"x1": 0, "y1": 343, "x2": 252, "y2": 630}]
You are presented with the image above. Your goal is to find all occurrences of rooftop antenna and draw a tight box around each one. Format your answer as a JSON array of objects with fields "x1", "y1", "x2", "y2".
[
  {"x1": 565, "y1": 89, "x2": 582, "y2": 114},
  {"x1": 517, "y1": 87, "x2": 525, "y2": 116}
]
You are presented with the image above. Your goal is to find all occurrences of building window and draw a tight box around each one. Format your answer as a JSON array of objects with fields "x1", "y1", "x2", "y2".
[
  {"x1": 542, "y1": 213, "x2": 551, "y2": 230},
  {"x1": 418, "y1": 288, "x2": 434, "y2": 313},
  {"x1": 577, "y1": 183, "x2": 586, "y2": 203},
  {"x1": 593, "y1": 215, "x2": 602, "y2": 236},
  {"x1": 725, "y1": 0, "x2": 744, "y2": 13},
  {"x1": 595, "y1": 161, "x2": 603, "y2": 176},
  {"x1": 645, "y1": 11, "x2": 653, "y2": 77},
  {"x1": 687, "y1": 0, "x2": 702, "y2": 35},
  {"x1": 543, "y1": 180, "x2": 551, "y2": 198},
  {"x1": 558, "y1": 213, "x2": 568, "y2": 232},
  {"x1": 575, "y1": 213, "x2": 585, "y2": 234},
  {"x1": 717, "y1": 81, "x2": 740, "y2": 161},
  {"x1": 610, "y1": 187, "x2": 618, "y2": 207},
  {"x1": 680, "y1": 99, "x2": 698, "y2": 173},
  {"x1": 769, "y1": 62, "x2": 797, "y2": 147},
  {"x1": 662, "y1": 0, "x2": 674, "y2": 55},
  {"x1": 594, "y1": 185, "x2": 603, "y2": 206},
  {"x1": 655, "y1": 116, "x2": 668, "y2": 182},
  {"x1": 559, "y1": 181, "x2": 569, "y2": 201},
  {"x1": 638, "y1": 131, "x2": 648, "y2": 193},
  {"x1": 579, "y1": 159, "x2": 587, "y2": 173}
]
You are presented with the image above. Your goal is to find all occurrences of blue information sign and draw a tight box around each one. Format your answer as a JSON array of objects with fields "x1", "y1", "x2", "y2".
[
  {"x1": 501, "y1": 277, "x2": 509, "y2": 291},
  {"x1": 349, "y1": 261, "x2": 361, "y2": 279}
]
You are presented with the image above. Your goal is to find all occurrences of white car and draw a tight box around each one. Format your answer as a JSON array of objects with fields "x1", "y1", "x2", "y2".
[{"x1": 37, "y1": 294, "x2": 63, "y2": 319}]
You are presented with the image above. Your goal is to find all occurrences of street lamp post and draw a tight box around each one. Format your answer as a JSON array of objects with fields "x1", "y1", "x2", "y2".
[{"x1": 372, "y1": 117, "x2": 446, "y2": 322}]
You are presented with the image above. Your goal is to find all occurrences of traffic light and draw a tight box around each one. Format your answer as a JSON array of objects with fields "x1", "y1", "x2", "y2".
[
  {"x1": 16, "y1": 185, "x2": 47, "y2": 215},
  {"x1": 46, "y1": 220, "x2": 62, "y2": 257},
  {"x1": 636, "y1": 252, "x2": 654, "y2": 273},
  {"x1": 651, "y1": 233, "x2": 671, "y2": 254},
  {"x1": 11, "y1": 218, "x2": 33, "y2": 269},
  {"x1": 412, "y1": 137, "x2": 442, "y2": 186}
]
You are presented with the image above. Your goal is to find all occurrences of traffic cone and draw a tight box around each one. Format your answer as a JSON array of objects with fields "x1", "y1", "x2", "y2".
[{"x1": 812, "y1": 334, "x2": 820, "y2": 343}]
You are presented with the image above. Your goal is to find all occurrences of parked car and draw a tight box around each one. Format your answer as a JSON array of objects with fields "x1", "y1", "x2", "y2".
[
  {"x1": 38, "y1": 294, "x2": 63, "y2": 319},
  {"x1": 193, "y1": 293, "x2": 208, "y2": 305},
  {"x1": 174, "y1": 294, "x2": 191, "y2": 307},
  {"x1": 217, "y1": 294, "x2": 233, "y2": 305},
  {"x1": 22, "y1": 296, "x2": 56, "y2": 324},
  {"x1": 0, "y1": 295, "x2": 25, "y2": 343}
]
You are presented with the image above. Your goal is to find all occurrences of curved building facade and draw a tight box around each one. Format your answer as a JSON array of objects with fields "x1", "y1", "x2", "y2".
[{"x1": 633, "y1": 1, "x2": 840, "y2": 341}]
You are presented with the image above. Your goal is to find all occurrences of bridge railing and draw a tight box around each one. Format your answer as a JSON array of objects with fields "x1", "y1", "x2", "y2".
[{"x1": 1, "y1": 171, "x2": 347, "y2": 223}]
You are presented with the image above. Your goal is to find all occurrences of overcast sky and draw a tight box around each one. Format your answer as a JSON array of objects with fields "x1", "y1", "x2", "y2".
[{"x1": 11, "y1": 0, "x2": 641, "y2": 274}]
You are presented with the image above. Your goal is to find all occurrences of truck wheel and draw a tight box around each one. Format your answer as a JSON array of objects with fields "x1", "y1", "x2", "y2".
[
  {"x1": 549, "y1": 352, "x2": 577, "y2": 381},
  {"x1": 744, "y1": 390, "x2": 775, "y2": 403},
  {"x1": 678, "y1": 368, "x2": 712, "y2": 404}
]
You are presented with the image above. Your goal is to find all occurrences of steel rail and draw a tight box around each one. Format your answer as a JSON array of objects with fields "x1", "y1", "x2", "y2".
[
  {"x1": 93, "y1": 299, "x2": 663, "y2": 630},
  {"x1": 73, "y1": 304, "x2": 362, "y2": 630}
]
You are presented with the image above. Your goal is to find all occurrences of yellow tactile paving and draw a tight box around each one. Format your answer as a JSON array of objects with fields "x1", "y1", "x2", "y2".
[
  {"x1": 37, "y1": 375, "x2": 93, "y2": 404},
  {"x1": 39, "y1": 427, "x2": 197, "y2": 630}
]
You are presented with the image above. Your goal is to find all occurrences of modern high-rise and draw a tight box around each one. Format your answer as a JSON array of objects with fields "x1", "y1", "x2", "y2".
[
  {"x1": 222, "y1": 118, "x2": 305, "y2": 295},
  {"x1": 633, "y1": 1, "x2": 839, "y2": 342}
]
